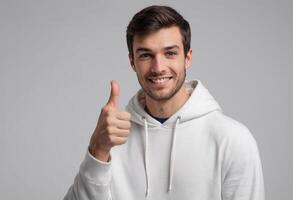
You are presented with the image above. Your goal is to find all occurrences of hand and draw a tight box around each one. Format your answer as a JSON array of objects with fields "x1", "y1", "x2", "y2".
[{"x1": 89, "y1": 80, "x2": 131, "y2": 161}]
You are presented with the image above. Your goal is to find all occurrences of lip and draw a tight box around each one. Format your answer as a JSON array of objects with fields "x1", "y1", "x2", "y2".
[{"x1": 147, "y1": 76, "x2": 172, "y2": 89}]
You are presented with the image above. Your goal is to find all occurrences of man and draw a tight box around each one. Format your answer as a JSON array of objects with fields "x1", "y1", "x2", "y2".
[{"x1": 64, "y1": 5, "x2": 265, "y2": 200}]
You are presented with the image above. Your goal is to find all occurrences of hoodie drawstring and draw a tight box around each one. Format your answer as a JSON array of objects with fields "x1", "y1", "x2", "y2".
[
  {"x1": 142, "y1": 116, "x2": 181, "y2": 197},
  {"x1": 168, "y1": 116, "x2": 180, "y2": 192},
  {"x1": 143, "y1": 117, "x2": 150, "y2": 197}
]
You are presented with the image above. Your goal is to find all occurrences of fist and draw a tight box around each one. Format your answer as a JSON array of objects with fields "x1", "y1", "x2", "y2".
[{"x1": 89, "y1": 80, "x2": 131, "y2": 161}]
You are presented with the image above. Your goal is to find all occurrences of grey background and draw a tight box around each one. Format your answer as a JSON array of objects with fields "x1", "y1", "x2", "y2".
[{"x1": 0, "y1": 0, "x2": 292, "y2": 199}]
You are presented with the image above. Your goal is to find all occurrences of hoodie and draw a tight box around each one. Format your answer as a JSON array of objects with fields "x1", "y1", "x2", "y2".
[{"x1": 64, "y1": 80, "x2": 265, "y2": 200}]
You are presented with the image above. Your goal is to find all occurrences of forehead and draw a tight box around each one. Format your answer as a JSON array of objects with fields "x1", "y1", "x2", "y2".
[{"x1": 133, "y1": 26, "x2": 183, "y2": 52}]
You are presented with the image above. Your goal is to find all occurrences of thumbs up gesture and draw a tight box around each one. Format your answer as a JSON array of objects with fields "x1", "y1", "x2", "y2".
[{"x1": 89, "y1": 80, "x2": 131, "y2": 161}]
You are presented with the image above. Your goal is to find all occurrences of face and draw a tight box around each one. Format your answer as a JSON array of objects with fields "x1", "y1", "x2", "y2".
[{"x1": 129, "y1": 26, "x2": 192, "y2": 101}]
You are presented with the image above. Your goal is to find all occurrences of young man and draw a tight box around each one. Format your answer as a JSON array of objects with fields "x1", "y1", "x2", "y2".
[{"x1": 64, "y1": 5, "x2": 265, "y2": 200}]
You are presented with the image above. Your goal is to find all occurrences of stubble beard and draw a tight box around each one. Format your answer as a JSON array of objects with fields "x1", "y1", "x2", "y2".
[{"x1": 137, "y1": 69, "x2": 186, "y2": 102}]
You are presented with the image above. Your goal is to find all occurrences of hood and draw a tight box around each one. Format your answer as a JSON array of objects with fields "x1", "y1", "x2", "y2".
[
  {"x1": 126, "y1": 79, "x2": 222, "y2": 127},
  {"x1": 125, "y1": 79, "x2": 222, "y2": 197}
]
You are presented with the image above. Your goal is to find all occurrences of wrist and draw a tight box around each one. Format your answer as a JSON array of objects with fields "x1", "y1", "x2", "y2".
[{"x1": 88, "y1": 144, "x2": 111, "y2": 162}]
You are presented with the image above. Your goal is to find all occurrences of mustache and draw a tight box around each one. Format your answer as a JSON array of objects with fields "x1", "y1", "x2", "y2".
[{"x1": 146, "y1": 72, "x2": 172, "y2": 78}]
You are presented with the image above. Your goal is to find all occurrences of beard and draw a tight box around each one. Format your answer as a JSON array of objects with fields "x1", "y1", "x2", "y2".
[{"x1": 136, "y1": 68, "x2": 186, "y2": 102}]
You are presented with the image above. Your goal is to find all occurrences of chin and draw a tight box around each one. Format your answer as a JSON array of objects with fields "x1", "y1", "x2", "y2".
[{"x1": 146, "y1": 89, "x2": 177, "y2": 101}]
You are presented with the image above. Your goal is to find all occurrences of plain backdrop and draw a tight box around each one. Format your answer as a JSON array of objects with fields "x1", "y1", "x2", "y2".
[{"x1": 0, "y1": 0, "x2": 292, "y2": 199}]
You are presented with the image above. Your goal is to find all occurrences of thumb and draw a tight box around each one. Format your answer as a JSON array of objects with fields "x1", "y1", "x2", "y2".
[{"x1": 106, "y1": 80, "x2": 120, "y2": 108}]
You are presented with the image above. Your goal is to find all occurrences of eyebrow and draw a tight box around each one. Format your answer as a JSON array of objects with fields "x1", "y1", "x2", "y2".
[
  {"x1": 164, "y1": 45, "x2": 180, "y2": 50},
  {"x1": 136, "y1": 48, "x2": 151, "y2": 53},
  {"x1": 135, "y1": 45, "x2": 180, "y2": 53}
]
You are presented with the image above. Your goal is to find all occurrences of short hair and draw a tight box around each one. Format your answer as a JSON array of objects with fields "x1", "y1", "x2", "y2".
[{"x1": 126, "y1": 5, "x2": 191, "y2": 58}]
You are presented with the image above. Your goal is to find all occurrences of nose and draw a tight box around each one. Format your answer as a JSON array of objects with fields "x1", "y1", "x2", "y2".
[{"x1": 151, "y1": 54, "x2": 166, "y2": 73}]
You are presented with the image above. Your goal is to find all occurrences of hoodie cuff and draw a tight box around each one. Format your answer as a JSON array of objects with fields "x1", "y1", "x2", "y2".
[{"x1": 79, "y1": 149, "x2": 112, "y2": 185}]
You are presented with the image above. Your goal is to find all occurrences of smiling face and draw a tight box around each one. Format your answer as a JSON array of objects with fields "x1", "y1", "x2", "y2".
[{"x1": 130, "y1": 26, "x2": 192, "y2": 102}]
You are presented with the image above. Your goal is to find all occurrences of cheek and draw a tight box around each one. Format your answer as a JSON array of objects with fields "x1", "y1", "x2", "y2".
[
  {"x1": 134, "y1": 64, "x2": 149, "y2": 75},
  {"x1": 135, "y1": 68, "x2": 147, "y2": 81},
  {"x1": 170, "y1": 61, "x2": 186, "y2": 73}
]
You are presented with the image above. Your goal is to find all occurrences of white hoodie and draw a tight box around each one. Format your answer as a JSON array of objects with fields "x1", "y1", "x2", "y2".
[{"x1": 64, "y1": 80, "x2": 265, "y2": 200}]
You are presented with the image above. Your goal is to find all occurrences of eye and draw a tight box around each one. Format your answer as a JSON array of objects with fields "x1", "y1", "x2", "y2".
[
  {"x1": 138, "y1": 53, "x2": 152, "y2": 60},
  {"x1": 165, "y1": 51, "x2": 178, "y2": 57}
]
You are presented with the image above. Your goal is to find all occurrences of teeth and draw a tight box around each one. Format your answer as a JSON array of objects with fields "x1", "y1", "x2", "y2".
[{"x1": 149, "y1": 77, "x2": 171, "y2": 84}]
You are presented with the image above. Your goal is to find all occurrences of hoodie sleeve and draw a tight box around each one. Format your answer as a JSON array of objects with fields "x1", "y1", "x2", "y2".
[
  {"x1": 63, "y1": 150, "x2": 112, "y2": 200},
  {"x1": 221, "y1": 128, "x2": 265, "y2": 200}
]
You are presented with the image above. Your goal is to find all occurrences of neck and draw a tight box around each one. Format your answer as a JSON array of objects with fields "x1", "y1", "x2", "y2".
[{"x1": 145, "y1": 84, "x2": 190, "y2": 118}]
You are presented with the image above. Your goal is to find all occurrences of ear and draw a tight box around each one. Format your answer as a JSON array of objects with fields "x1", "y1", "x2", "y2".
[
  {"x1": 184, "y1": 48, "x2": 192, "y2": 69},
  {"x1": 128, "y1": 53, "x2": 136, "y2": 72}
]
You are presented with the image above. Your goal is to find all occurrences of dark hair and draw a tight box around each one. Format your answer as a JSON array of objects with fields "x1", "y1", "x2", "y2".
[{"x1": 126, "y1": 5, "x2": 191, "y2": 58}]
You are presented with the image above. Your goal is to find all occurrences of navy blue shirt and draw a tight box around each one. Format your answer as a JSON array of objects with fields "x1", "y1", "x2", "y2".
[
  {"x1": 153, "y1": 116, "x2": 168, "y2": 124},
  {"x1": 145, "y1": 107, "x2": 169, "y2": 124}
]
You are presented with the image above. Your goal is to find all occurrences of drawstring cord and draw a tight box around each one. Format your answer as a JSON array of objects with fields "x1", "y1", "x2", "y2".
[
  {"x1": 143, "y1": 117, "x2": 150, "y2": 197},
  {"x1": 142, "y1": 116, "x2": 181, "y2": 197},
  {"x1": 168, "y1": 116, "x2": 180, "y2": 192}
]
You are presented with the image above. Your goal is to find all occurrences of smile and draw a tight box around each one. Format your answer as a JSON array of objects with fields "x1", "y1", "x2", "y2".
[{"x1": 148, "y1": 76, "x2": 172, "y2": 84}]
